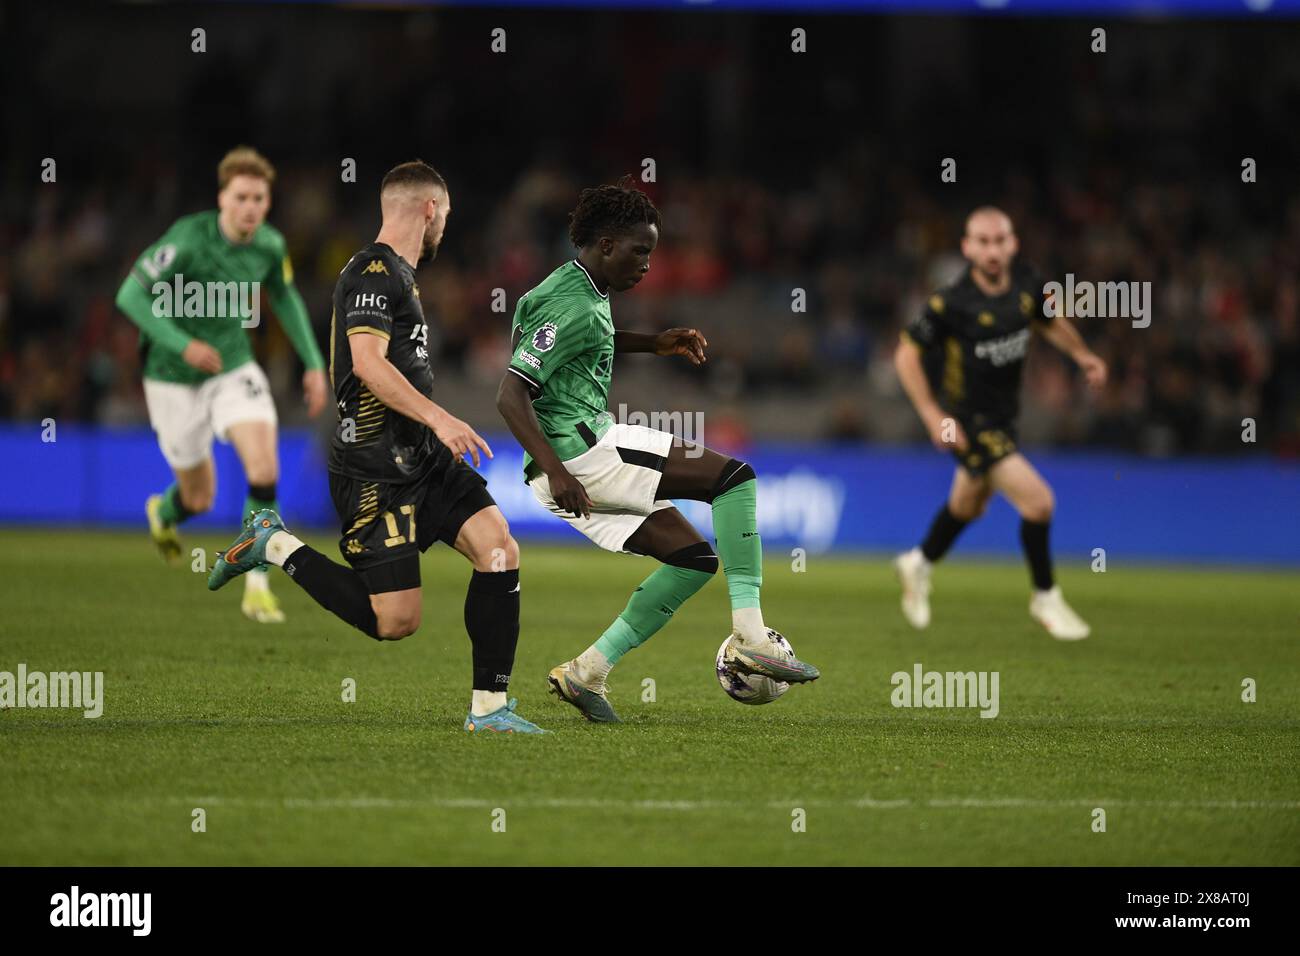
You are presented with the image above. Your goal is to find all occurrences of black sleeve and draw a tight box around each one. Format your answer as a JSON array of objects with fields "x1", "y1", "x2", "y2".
[
  {"x1": 340, "y1": 261, "x2": 399, "y2": 341},
  {"x1": 1018, "y1": 262, "x2": 1054, "y2": 325},
  {"x1": 903, "y1": 292, "x2": 949, "y2": 349}
]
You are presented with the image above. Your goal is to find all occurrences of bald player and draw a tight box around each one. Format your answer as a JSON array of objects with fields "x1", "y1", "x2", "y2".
[
  {"x1": 208, "y1": 160, "x2": 545, "y2": 733},
  {"x1": 893, "y1": 207, "x2": 1107, "y2": 640}
]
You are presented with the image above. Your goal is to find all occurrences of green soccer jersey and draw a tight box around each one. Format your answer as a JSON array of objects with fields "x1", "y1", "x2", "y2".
[
  {"x1": 508, "y1": 259, "x2": 616, "y2": 475},
  {"x1": 114, "y1": 210, "x2": 324, "y2": 386}
]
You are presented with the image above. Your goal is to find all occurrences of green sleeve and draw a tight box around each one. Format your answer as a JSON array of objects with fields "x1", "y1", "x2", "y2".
[
  {"x1": 508, "y1": 300, "x2": 594, "y2": 390},
  {"x1": 115, "y1": 223, "x2": 195, "y2": 357},
  {"x1": 265, "y1": 251, "x2": 325, "y2": 370},
  {"x1": 115, "y1": 271, "x2": 193, "y2": 357}
]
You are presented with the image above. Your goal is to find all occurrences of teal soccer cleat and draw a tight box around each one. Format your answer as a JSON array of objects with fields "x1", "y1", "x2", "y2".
[
  {"x1": 465, "y1": 698, "x2": 548, "y2": 735},
  {"x1": 208, "y1": 509, "x2": 284, "y2": 591}
]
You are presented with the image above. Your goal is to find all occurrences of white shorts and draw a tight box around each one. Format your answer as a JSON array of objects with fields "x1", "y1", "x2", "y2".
[
  {"x1": 143, "y1": 361, "x2": 277, "y2": 469},
  {"x1": 529, "y1": 423, "x2": 675, "y2": 553}
]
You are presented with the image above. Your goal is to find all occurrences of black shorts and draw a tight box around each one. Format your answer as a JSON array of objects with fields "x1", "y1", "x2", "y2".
[
  {"x1": 328, "y1": 451, "x2": 494, "y2": 594},
  {"x1": 952, "y1": 415, "x2": 1019, "y2": 478}
]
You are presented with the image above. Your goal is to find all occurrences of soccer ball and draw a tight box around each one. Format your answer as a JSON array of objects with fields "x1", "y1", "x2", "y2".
[{"x1": 715, "y1": 628, "x2": 793, "y2": 705}]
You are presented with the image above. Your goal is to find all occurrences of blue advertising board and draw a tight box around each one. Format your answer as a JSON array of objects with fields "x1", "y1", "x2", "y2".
[{"x1": 1, "y1": 425, "x2": 1296, "y2": 565}]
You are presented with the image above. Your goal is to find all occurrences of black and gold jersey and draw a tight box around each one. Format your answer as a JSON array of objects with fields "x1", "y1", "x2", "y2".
[
  {"x1": 904, "y1": 261, "x2": 1050, "y2": 426},
  {"x1": 327, "y1": 242, "x2": 438, "y2": 482}
]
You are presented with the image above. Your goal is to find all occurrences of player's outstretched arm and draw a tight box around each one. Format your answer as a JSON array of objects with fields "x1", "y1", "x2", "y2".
[
  {"x1": 1036, "y1": 315, "x2": 1107, "y2": 388},
  {"x1": 496, "y1": 373, "x2": 593, "y2": 518},
  {"x1": 349, "y1": 331, "x2": 491, "y2": 467},
  {"x1": 614, "y1": 328, "x2": 708, "y2": 364},
  {"x1": 894, "y1": 336, "x2": 967, "y2": 452},
  {"x1": 115, "y1": 275, "x2": 222, "y2": 375}
]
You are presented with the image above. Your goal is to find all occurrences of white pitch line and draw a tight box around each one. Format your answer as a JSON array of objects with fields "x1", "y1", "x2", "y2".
[{"x1": 179, "y1": 795, "x2": 1300, "y2": 812}]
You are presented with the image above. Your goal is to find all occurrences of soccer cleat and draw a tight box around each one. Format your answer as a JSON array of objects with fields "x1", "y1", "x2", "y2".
[
  {"x1": 145, "y1": 494, "x2": 183, "y2": 566},
  {"x1": 208, "y1": 509, "x2": 284, "y2": 592},
  {"x1": 1030, "y1": 586, "x2": 1091, "y2": 641},
  {"x1": 464, "y1": 697, "x2": 548, "y2": 735},
  {"x1": 241, "y1": 586, "x2": 286, "y2": 624},
  {"x1": 547, "y1": 661, "x2": 621, "y2": 723},
  {"x1": 726, "y1": 632, "x2": 821, "y2": 684},
  {"x1": 894, "y1": 548, "x2": 932, "y2": 630}
]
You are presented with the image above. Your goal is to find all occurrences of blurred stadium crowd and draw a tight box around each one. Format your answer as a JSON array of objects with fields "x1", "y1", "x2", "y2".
[{"x1": 3, "y1": 4, "x2": 1298, "y2": 456}]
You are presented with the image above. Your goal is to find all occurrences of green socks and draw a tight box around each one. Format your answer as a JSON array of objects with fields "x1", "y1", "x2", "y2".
[
  {"x1": 593, "y1": 564, "x2": 714, "y2": 665},
  {"x1": 711, "y1": 478, "x2": 762, "y2": 610},
  {"x1": 157, "y1": 483, "x2": 193, "y2": 526},
  {"x1": 156, "y1": 486, "x2": 280, "y2": 526},
  {"x1": 583, "y1": 477, "x2": 763, "y2": 677}
]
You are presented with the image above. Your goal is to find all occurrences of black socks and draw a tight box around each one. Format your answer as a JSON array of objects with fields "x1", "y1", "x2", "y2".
[
  {"x1": 919, "y1": 501, "x2": 1054, "y2": 590},
  {"x1": 464, "y1": 569, "x2": 520, "y2": 692},
  {"x1": 1020, "y1": 519, "x2": 1055, "y2": 591},
  {"x1": 280, "y1": 550, "x2": 525, "y2": 676},
  {"x1": 920, "y1": 505, "x2": 970, "y2": 563},
  {"x1": 282, "y1": 545, "x2": 380, "y2": 640}
]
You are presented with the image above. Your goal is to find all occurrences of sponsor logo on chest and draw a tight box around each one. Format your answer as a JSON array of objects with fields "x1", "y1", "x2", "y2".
[{"x1": 973, "y1": 327, "x2": 1030, "y2": 366}]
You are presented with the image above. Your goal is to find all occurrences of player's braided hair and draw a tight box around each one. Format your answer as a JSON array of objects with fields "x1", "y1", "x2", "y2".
[{"x1": 568, "y1": 175, "x2": 661, "y2": 248}]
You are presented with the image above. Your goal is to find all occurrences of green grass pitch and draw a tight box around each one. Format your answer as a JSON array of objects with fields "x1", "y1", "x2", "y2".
[{"x1": 2, "y1": 529, "x2": 1297, "y2": 865}]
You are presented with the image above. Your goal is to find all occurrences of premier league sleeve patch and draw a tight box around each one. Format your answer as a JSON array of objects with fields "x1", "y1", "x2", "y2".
[
  {"x1": 138, "y1": 244, "x2": 177, "y2": 280},
  {"x1": 531, "y1": 322, "x2": 558, "y2": 352}
]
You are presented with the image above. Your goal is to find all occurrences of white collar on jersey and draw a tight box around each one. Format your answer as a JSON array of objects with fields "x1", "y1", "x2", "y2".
[{"x1": 571, "y1": 259, "x2": 609, "y2": 299}]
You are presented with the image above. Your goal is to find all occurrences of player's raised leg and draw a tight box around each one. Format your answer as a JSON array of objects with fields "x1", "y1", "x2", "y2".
[
  {"x1": 210, "y1": 494, "x2": 543, "y2": 733},
  {"x1": 551, "y1": 508, "x2": 717, "y2": 723},
  {"x1": 895, "y1": 466, "x2": 992, "y2": 629},
  {"x1": 451, "y1": 505, "x2": 544, "y2": 733},
  {"x1": 207, "y1": 509, "x2": 404, "y2": 637},
  {"x1": 656, "y1": 441, "x2": 820, "y2": 683},
  {"x1": 227, "y1": 417, "x2": 285, "y2": 623},
  {"x1": 989, "y1": 453, "x2": 1089, "y2": 640}
]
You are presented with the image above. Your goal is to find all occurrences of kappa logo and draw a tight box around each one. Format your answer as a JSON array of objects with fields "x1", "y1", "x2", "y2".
[
  {"x1": 362, "y1": 259, "x2": 389, "y2": 276},
  {"x1": 531, "y1": 322, "x2": 558, "y2": 352}
]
